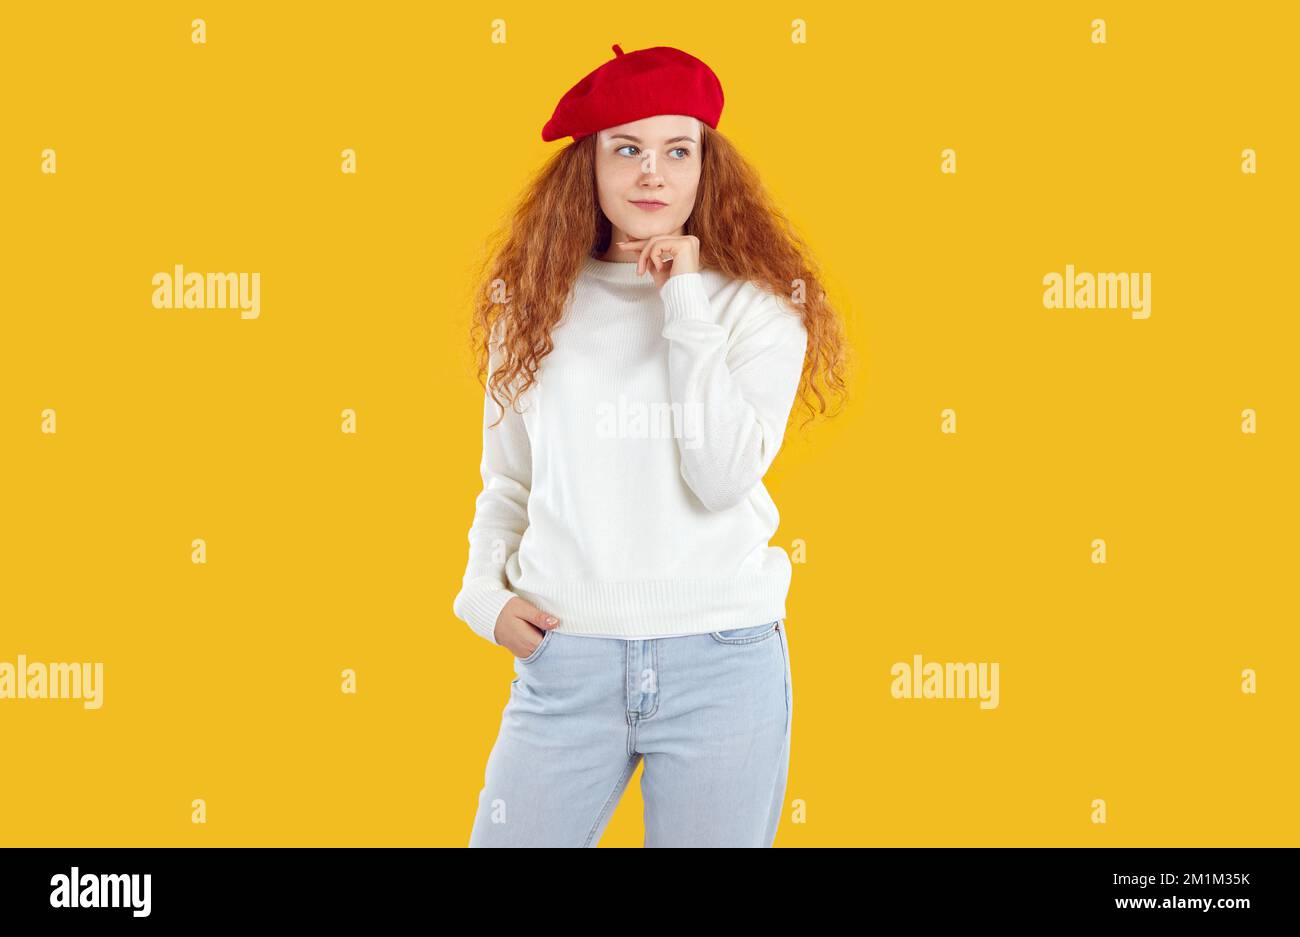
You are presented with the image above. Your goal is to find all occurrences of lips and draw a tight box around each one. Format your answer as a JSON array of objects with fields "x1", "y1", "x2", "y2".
[{"x1": 630, "y1": 200, "x2": 668, "y2": 211}]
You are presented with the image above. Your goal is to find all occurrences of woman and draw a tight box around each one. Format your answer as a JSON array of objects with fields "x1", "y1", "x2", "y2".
[{"x1": 454, "y1": 43, "x2": 848, "y2": 847}]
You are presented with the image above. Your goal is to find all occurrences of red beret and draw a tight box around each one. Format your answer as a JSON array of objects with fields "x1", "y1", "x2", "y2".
[{"x1": 541, "y1": 44, "x2": 725, "y2": 143}]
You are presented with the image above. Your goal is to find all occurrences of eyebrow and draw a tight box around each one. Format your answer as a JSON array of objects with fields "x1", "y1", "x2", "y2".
[{"x1": 607, "y1": 134, "x2": 697, "y2": 145}]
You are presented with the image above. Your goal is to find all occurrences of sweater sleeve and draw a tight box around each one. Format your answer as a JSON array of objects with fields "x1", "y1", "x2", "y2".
[
  {"x1": 451, "y1": 329, "x2": 532, "y2": 645},
  {"x1": 658, "y1": 272, "x2": 809, "y2": 512}
]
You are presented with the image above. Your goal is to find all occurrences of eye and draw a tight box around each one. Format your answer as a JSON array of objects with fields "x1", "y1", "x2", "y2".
[
  {"x1": 668, "y1": 147, "x2": 692, "y2": 159},
  {"x1": 616, "y1": 144, "x2": 640, "y2": 157}
]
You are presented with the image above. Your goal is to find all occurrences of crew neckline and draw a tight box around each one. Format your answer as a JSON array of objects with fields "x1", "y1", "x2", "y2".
[{"x1": 581, "y1": 254, "x2": 658, "y2": 285}]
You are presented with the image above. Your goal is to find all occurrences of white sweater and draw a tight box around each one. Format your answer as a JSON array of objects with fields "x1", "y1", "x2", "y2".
[{"x1": 452, "y1": 254, "x2": 809, "y2": 644}]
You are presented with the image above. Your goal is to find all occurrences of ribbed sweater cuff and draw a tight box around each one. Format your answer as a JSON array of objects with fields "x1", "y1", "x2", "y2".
[
  {"x1": 658, "y1": 272, "x2": 712, "y2": 327},
  {"x1": 453, "y1": 583, "x2": 516, "y2": 646}
]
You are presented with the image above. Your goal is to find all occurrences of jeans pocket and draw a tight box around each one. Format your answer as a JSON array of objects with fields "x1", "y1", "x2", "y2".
[
  {"x1": 517, "y1": 627, "x2": 557, "y2": 664},
  {"x1": 709, "y1": 619, "x2": 781, "y2": 646}
]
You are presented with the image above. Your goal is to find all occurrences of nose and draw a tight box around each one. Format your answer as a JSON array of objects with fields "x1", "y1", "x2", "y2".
[{"x1": 638, "y1": 160, "x2": 665, "y2": 187}]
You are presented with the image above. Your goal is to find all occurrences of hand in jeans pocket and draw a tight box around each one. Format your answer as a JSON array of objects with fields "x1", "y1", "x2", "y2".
[{"x1": 494, "y1": 595, "x2": 561, "y2": 659}]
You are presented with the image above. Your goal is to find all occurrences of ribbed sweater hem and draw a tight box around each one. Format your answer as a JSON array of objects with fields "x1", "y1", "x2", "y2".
[{"x1": 508, "y1": 564, "x2": 792, "y2": 639}]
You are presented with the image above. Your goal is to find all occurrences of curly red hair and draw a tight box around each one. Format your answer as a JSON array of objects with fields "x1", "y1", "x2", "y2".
[{"x1": 468, "y1": 125, "x2": 850, "y2": 430}]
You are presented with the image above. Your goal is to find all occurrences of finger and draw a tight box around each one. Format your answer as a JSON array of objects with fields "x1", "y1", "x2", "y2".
[
  {"x1": 635, "y1": 235, "x2": 667, "y2": 275},
  {"x1": 515, "y1": 600, "x2": 560, "y2": 630}
]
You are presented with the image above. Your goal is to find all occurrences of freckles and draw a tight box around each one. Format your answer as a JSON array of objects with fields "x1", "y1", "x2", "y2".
[{"x1": 599, "y1": 162, "x2": 634, "y2": 192}]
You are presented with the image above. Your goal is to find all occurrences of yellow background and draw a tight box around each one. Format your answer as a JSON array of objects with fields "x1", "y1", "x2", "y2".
[{"x1": 1, "y1": 1, "x2": 1295, "y2": 846}]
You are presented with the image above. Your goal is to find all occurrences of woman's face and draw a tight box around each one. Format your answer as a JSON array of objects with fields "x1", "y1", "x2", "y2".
[{"x1": 595, "y1": 114, "x2": 702, "y2": 255}]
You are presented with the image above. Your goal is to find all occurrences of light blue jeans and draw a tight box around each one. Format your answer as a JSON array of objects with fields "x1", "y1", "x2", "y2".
[{"x1": 468, "y1": 619, "x2": 793, "y2": 847}]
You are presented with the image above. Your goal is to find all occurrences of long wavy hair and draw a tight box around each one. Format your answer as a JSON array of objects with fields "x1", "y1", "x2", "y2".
[{"x1": 468, "y1": 124, "x2": 850, "y2": 430}]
